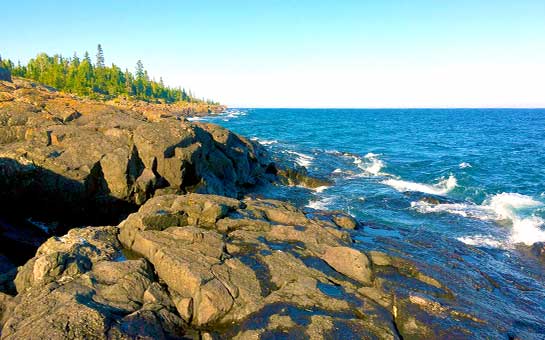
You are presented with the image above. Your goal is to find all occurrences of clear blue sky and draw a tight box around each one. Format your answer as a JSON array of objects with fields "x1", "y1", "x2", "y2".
[{"x1": 2, "y1": 0, "x2": 545, "y2": 107}]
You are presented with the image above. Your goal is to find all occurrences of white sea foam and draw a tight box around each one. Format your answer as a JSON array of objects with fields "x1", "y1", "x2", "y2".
[
  {"x1": 259, "y1": 139, "x2": 278, "y2": 146},
  {"x1": 250, "y1": 137, "x2": 278, "y2": 146},
  {"x1": 411, "y1": 201, "x2": 492, "y2": 220},
  {"x1": 487, "y1": 193, "x2": 545, "y2": 245},
  {"x1": 187, "y1": 116, "x2": 205, "y2": 121},
  {"x1": 351, "y1": 152, "x2": 386, "y2": 176},
  {"x1": 306, "y1": 197, "x2": 334, "y2": 210},
  {"x1": 287, "y1": 151, "x2": 314, "y2": 167},
  {"x1": 457, "y1": 235, "x2": 503, "y2": 248},
  {"x1": 459, "y1": 162, "x2": 472, "y2": 169},
  {"x1": 332, "y1": 168, "x2": 343, "y2": 174},
  {"x1": 413, "y1": 192, "x2": 545, "y2": 246},
  {"x1": 223, "y1": 109, "x2": 247, "y2": 118},
  {"x1": 313, "y1": 185, "x2": 330, "y2": 193},
  {"x1": 383, "y1": 175, "x2": 457, "y2": 196}
]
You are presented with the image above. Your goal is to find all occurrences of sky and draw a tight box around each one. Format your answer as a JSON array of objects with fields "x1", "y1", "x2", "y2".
[{"x1": 2, "y1": 0, "x2": 545, "y2": 108}]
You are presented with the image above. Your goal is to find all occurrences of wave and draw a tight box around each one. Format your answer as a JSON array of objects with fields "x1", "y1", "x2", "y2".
[
  {"x1": 459, "y1": 162, "x2": 472, "y2": 169},
  {"x1": 457, "y1": 235, "x2": 503, "y2": 248},
  {"x1": 222, "y1": 109, "x2": 247, "y2": 119},
  {"x1": 286, "y1": 151, "x2": 314, "y2": 167},
  {"x1": 250, "y1": 137, "x2": 278, "y2": 146},
  {"x1": 383, "y1": 175, "x2": 457, "y2": 196},
  {"x1": 353, "y1": 152, "x2": 385, "y2": 176},
  {"x1": 306, "y1": 196, "x2": 334, "y2": 210},
  {"x1": 313, "y1": 185, "x2": 330, "y2": 193},
  {"x1": 413, "y1": 192, "x2": 545, "y2": 246}
]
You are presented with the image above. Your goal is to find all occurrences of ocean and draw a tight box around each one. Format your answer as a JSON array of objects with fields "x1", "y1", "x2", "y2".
[{"x1": 193, "y1": 108, "x2": 545, "y2": 336}]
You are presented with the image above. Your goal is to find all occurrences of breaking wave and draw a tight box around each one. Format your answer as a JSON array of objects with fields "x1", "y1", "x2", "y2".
[
  {"x1": 383, "y1": 175, "x2": 458, "y2": 196},
  {"x1": 353, "y1": 152, "x2": 385, "y2": 176},
  {"x1": 286, "y1": 151, "x2": 315, "y2": 167},
  {"x1": 413, "y1": 193, "x2": 545, "y2": 246}
]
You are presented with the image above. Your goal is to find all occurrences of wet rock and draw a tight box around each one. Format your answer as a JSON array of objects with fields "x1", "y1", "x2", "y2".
[
  {"x1": 332, "y1": 213, "x2": 357, "y2": 230},
  {"x1": 369, "y1": 250, "x2": 392, "y2": 266},
  {"x1": 277, "y1": 166, "x2": 332, "y2": 189},
  {"x1": 531, "y1": 242, "x2": 545, "y2": 260}
]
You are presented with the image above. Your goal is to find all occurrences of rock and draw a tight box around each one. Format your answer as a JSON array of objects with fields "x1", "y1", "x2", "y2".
[
  {"x1": 332, "y1": 213, "x2": 357, "y2": 230},
  {"x1": 321, "y1": 246, "x2": 373, "y2": 284},
  {"x1": 2, "y1": 193, "x2": 487, "y2": 338},
  {"x1": 277, "y1": 166, "x2": 332, "y2": 189},
  {"x1": 531, "y1": 242, "x2": 545, "y2": 260},
  {"x1": 14, "y1": 226, "x2": 121, "y2": 293},
  {"x1": 2, "y1": 226, "x2": 184, "y2": 339},
  {"x1": 0, "y1": 78, "x2": 272, "y2": 227},
  {"x1": 369, "y1": 250, "x2": 392, "y2": 266},
  {"x1": 0, "y1": 292, "x2": 15, "y2": 328}
]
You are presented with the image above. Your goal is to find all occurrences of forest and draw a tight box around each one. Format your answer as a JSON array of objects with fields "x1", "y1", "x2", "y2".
[{"x1": 0, "y1": 45, "x2": 216, "y2": 104}]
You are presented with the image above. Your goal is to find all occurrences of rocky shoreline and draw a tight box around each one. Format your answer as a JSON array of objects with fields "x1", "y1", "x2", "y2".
[{"x1": 0, "y1": 76, "x2": 530, "y2": 338}]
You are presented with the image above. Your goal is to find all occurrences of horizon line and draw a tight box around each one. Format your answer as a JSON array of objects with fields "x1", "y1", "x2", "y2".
[{"x1": 228, "y1": 107, "x2": 545, "y2": 110}]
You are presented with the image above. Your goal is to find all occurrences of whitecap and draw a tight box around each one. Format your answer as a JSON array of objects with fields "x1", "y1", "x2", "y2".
[
  {"x1": 332, "y1": 168, "x2": 343, "y2": 174},
  {"x1": 413, "y1": 192, "x2": 545, "y2": 246},
  {"x1": 223, "y1": 109, "x2": 247, "y2": 118},
  {"x1": 313, "y1": 185, "x2": 330, "y2": 193},
  {"x1": 287, "y1": 151, "x2": 314, "y2": 167},
  {"x1": 459, "y1": 162, "x2": 472, "y2": 169},
  {"x1": 254, "y1": 138, "x2": 278, "y2": 146},
  {"x1": 383, "y1": 175, "x2": 457, "y2": 196},
  {"x1": 410, "y1": 201, "x2": 492, "y2": 220},
  {"x1": 306, "y1": 197, "x2": 334, "y2": 210},
  {"x1": 352, "y1": 152, "x2": 386, "y2": 176},
  {"x1": 486, "y1": 193, "x2": 545, "y2": 245},
  {"x1": 457, "y1": 235, "x2": 503, "y2": 248}
]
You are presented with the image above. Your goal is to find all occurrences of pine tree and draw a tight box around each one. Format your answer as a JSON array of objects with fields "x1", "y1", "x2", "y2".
[
  {"x1": 3, "y1": 48, "x2": 212, "y2": 104},
  {"x1": 96, "y1": 44, "x2": 105, "y2": 68}
]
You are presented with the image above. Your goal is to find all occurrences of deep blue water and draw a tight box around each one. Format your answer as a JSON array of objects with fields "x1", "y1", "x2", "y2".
[{"x1": 194, "y1": 108, "x2": 545, "y2": 337}]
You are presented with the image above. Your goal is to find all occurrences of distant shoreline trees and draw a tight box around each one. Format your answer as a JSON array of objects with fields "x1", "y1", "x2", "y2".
[{"x1": 1, "y1": 45, "x2": 218, "y2": 105}]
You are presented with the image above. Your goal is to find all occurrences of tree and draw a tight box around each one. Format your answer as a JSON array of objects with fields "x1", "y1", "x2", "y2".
[
  {"x1": 2, "y1": 47, "x2": 212, "y2": 104},
  {"x1": 96, "y1": 44, "x2": 105, "y2": 68}
]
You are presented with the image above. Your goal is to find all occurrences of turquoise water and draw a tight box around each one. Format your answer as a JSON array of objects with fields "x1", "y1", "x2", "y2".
[{"x1": 195, "y1": 108, "x2": 545, "y2": 337}]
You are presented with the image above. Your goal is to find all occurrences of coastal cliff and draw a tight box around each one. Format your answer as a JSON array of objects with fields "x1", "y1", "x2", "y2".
[{"x1": 0, "y1": 77, "x2": 510, "y2": 339}]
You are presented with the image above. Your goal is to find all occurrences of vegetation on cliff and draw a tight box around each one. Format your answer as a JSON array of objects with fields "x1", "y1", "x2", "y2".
[{"x1": 0, "y1": 45, "x2": 217, "y2": 105}]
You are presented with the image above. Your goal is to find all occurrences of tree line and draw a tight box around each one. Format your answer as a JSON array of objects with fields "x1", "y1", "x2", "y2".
[{"x1": 0, "y1": 45, "x2": 218, "y2": 105}]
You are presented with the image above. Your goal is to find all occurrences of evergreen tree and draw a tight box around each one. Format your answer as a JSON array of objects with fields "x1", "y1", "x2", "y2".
[
  {"x1": 2, "y1": 47, "x2": 211, "y2": 105},
  {"x1": 96, "y1": 44, "x2": 105, "y2": 68}
]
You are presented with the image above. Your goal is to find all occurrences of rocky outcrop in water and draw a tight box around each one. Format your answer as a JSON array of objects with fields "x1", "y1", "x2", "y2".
[{"x1": 0, "y1": 193, "x2": 492, "y2": 339}]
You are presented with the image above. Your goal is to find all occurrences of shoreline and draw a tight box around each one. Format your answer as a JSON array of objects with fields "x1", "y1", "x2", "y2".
[{"x1": 0, "y1": 77, "x2": 544, "y2": 338}]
